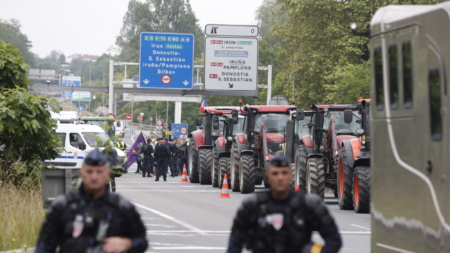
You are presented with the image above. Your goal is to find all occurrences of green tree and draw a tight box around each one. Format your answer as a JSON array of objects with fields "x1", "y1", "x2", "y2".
[
  {"x1": 0, "y1": 19, "x2": 35, "y2": 67},
  {"x1": 0, "y1": 41, "x2": 61, "y2": 185},
  {"x1": 274, "y1": 0, "x2": 444, "y2": 108}
]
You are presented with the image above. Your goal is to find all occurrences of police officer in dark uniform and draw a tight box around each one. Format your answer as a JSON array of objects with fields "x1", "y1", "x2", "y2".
[
  {"x1": 168, "y1": 137, "x2": 179, "y2": 177},
  {"x1": 177, "y1": 139, "x2": 189, "y2": 173},
  {"x1": 141, "y1": 138, "x2": 154, "y2": 178},
  {"x1": 227, "y1": 154, "x2": 342, "y2": 253},
  {"x1": 154, "y1": 138, "x2": 171, "y2": 181},
  {"x1": 36, "y1": 148, "x2": 148, "y2": 253}
]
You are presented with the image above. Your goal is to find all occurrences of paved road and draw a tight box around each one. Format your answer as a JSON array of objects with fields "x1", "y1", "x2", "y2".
[{"x1": 117, "y1": 133, "x2": 371, "y2": 253}]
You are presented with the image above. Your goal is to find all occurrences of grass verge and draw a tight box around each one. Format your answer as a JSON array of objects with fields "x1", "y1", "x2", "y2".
[{"x1": 0, "y1": 183, "x2": 46, "y2": 251}]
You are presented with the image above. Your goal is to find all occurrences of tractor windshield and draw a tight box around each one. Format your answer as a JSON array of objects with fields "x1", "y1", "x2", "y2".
[
  {"x1": 254, "y1": 113, "x2": 289, "y2": 133},
  {"x1": 324, "y1": 111, "x2": 361, "y2": 135},
  {"x1": 233, "y1": 117, "x2": 245, "y2": 136},
  {"x1": 211, "y1": 117, "x2": 225, "y2": 137},
  {"x1": 294, "y1": 115, "x2": 312, "y2": 141}
]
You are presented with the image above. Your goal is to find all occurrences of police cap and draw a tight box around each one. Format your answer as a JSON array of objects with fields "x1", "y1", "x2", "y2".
[
  {"x1": 147, "y1": 138, "x2": 151, "y2": 142},
  {"x1": 84, "y1": 148, "x2": 108, "y2": 166},
  {"x1": 270, "y1": 154, "x2": 290, "y2": 167}
]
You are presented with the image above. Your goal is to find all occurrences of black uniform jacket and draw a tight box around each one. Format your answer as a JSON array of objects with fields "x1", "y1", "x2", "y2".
[{"x1": 36, "y1": 184, "x2": 148, "y2": 253}]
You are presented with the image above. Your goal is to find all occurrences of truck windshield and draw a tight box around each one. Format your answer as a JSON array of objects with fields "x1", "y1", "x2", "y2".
[
  {"x1": 254, "y1": 113, "x2": 289, "y2": 133},
  {"x1": 83, "y1": 132, "x2": 110, "y2": 147}
]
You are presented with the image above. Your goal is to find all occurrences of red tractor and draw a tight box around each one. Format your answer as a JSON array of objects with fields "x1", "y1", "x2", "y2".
[
  {"x1": 295, "y1": 104, "x2": 362, "y2": 200},
  {"x1": 212, "y1": 111, "x2": 245, "y2": 188},
  {"x1": 188, "y1": 106, "x2": 238, "y2": 184},
  {"x1": 230, "y1": 105, "x2": 296, "y2": 193},
  {"x1": 337, "y1": 99, "x2": 371, "y2": 213}
]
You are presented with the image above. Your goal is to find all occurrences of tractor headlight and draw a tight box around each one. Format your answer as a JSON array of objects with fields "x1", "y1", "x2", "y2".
[{"x1": 356, "y1": 128, "x2": 364, "y2": 135}]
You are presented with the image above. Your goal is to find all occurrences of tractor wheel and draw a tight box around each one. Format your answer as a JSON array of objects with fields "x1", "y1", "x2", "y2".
[
  {"x1": 297, "y1": 146, "x2": 308, "y2": 190},
  {"x1": 198, "y1": 149, "x2": 212, "y2": 185},
  {"x1": 255, "y1": 178, "x2": 263, "y2": 185},
  {"x1": 263, "y1": 177, "x2": 270, "y2": 188},
  {"x1": 337, "y1": 146, "x2": 354, "y2": 209},
  {"x1": 239, "y1": 155, "x2": 256, "y2": 193},
  {"x1": 218, "y1": 157, "x2": 230, "y2": 189},
  {"x1": 353, "y1": 166, "x2": 370, "y2": 213},
  {"x1": 188, "y1": 137, "x2": 199, "y2": 183},
  {"x1": 290, "y1": 162, "x2": 297, "y2": 189},
  {"x1": 211, "y1": 148, "x2": 219, "y2": 187},
  {"x1": 230, "y1": 142, "x2": 240, "y2": 192},
  {"x1": 306, "y1": 158, "x2": 325, "y2": 199}
]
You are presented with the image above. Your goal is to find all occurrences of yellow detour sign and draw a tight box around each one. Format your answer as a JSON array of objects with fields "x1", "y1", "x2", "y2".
[{"x1": 165, "y1": 131, "x2": 172, "y2": 135}]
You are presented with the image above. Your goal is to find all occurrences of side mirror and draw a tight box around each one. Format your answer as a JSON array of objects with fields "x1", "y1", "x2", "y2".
[
  {"x1": 344, "y1": 109, "x2": 353, "y2": 124},
  {"x1": 212, "y1": 115, "x2": 220, "y2": 130},
  {"x1": 296, "y1": 109, "x2": 305, "y2": 121},
  {"x1": 196, "y1": 117, "x2": 202, "y2": 126},
  {"x1": 78, "y1": 142, "x2": 86, "y2": 150},
  {"x1": 231, "y1": 110, "x2": 239, "y2": 124}
]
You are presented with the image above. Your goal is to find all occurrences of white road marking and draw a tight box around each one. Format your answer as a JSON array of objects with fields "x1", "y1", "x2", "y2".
[
  {"x1": 152, "y1": 246, "x2": 227, "y2": 250},
  {"x1": 121, "y1": 190, "x2": 220, "y2": 192},
  {"x1": 141, "y1": 217, "x2": 159, "y2": 220},
  {"x1": 350, "y1": 224, "x2": 371, "y2": 230},
  {"x1": 376, "y1": 243, "x2": 415, "y2": 253},
  {"x1": 134, "y1": 202, "x2": 207, "y2": 235},
  {"x1": 145, "y1": 224, "x2": 175, "y2": 228}
]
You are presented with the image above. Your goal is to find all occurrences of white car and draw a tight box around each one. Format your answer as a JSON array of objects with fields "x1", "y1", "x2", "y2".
[{"x1": 45, "y1": 123, "x2": 127, "y2": 176}]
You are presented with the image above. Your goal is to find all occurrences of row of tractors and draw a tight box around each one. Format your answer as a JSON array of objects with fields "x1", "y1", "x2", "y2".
[{"x1": 187, "y1": 99, "x2": 371, "y2": 213}]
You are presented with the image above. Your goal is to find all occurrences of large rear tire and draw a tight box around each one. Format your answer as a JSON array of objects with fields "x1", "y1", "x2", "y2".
[
  {"x1": 297, "y1": 145, "x2": 308, "y2": 190},
  {"x1": 306, "y1": 158, "x2": 325, "y2": 199},
  {"x1": 337, "y1": 146, "x2": 354, "y2": 210},
  {"x1": 353, "y1": 166, "x2": 370, "y2": 213},
  {"x1": 211, "y1": 148, "x2": 219, "y2": 187},
  {"x1": 218, "y1": 157, "x2": 230, "y2": 189},
  {"x1": 239, "y1": 154, "x2": 255, "y2": 194},
  {"x1": 198, "y1": 149, "x2": 212, "y2": 185},
  {"x1": 188, "y1": 137, "x2": 199, "y2": 183},
  {"x1": 230, "y1": 142, "x2": 240, "y2": 192},
  {"x1": 290, "y1": 162, "x2": 297, "y2": 189}
]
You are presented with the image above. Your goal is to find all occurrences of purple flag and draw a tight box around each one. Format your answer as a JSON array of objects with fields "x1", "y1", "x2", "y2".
[{"x1": 126, "y1": 132, "x2": 146, "y2": 168}]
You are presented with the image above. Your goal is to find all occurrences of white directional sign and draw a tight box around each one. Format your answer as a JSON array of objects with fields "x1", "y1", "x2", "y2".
[
  {"x1": 205, "y1": 25, "x2": 259, "y2": 37},
  {"x1": 204, "y1": 37, "x2": 258, "y2": 91}
]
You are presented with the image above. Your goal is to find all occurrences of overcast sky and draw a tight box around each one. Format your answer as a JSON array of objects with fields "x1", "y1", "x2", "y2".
[{"x1": 0, "y1": 0, "x2": 263, "y2": 58}]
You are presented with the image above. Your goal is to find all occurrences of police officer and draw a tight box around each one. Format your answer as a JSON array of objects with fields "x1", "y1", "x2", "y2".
[
  {"x1": 227, "y1": 154, "x2": 342, "y2": 253},
  {"x1": 141, "y1": 138, "x2": 154, "y2": 178},
  {"x1": 154, "y1": 138, "x2": 171, "y2": 181},
  {"x1": 168, "y1": 137, "x2": 179, "y2": 177},
  {"x1": 177, "y1": 139, "x2": 189, "y2": 174},
  {"x1": 36, "y1": 148, "x2": 148, "y2": 253}
]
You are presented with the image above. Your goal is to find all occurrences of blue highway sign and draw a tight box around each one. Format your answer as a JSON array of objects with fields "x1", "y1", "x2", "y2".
[
  {"x1": 139, "y1": 32, "x2": 194, "y2": 89},
  {"x1": 78, "y1": 106, "x2": 84, "y2": 112},
  {"x1": 171, "y1": 123, "x2": 189, "y2": 139},
  {"x1": 61, "y1": 76, "x2": 81, "y2": 98}
]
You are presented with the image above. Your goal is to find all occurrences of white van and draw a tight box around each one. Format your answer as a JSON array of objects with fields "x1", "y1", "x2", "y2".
[
  {"x1": 114, "y1": 119, "x2": 126, "y2": 137},
  {"x1": 45, "y1": 123, "x2": 127, "y2": 175}
]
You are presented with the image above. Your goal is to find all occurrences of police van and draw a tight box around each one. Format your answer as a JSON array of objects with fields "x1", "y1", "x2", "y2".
[{"x1": 45, "y1": 123, "x2": 127, "y2": 175}]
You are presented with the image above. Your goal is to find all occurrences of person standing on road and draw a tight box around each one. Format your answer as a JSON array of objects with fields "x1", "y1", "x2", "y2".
[
  {"x1": 141, "y1": 138, "x2": 154, "y2": 178},
  {"x1": 168, "y1": 137, "x2": 179, "y2": 177},
  {"x1": 177, "y1": 139, "x2": 189, "y2": 174},
  {"x1": 134, "y1": 142, "x2": 144, "y2": 174},
  {"x1": 116, "y1": 138, "x2": 127, "y2": 152},
  {"x1": 154, "y1": 138, "x2": 171, "y2": 181},
  {"x1": 102, "y1": 145, "x2": 118, "y2": 192},
  {"x1": 36, "y1": 148, "x2": 148, "y2": 253},
  {"x1": 227, "y1": 154, "x2": 342, "y2": 253}
]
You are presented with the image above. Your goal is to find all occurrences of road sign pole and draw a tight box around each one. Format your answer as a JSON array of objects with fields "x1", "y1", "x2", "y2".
[
  {"x1": 175, "y1": 101, "x2": 182, "y2": 123},
  {"x1": 267, "y1": 65, "x2": 272, "y2": 105},
  {"x1": 108, "y1": 60, "x2": 114, "y2": 113}
]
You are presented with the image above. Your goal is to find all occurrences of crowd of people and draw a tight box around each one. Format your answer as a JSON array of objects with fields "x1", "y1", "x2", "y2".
[{"x1": 128, "y1": 136, "x2": 189, "y2": 181}]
